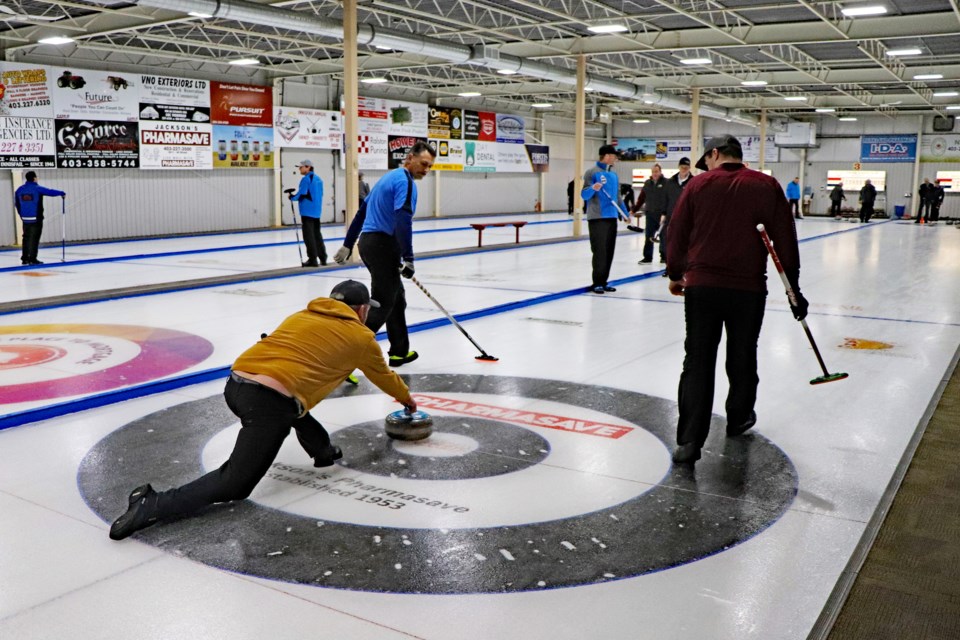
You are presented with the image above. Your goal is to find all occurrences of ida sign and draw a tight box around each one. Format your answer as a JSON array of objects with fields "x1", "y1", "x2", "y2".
[{"x1": 860, "y1": 134, "x2": 917, "y2": 163}]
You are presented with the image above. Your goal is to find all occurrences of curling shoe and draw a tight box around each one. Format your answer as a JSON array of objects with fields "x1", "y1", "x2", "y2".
[
  {"x1": 603, "y1": 286, "x2": 617, "y2": 292},
  {"x1": 313, "y1": 445, "x2": 343, "y2": 468},
  {"x1": 671, "y1": 443, "x2": 701, "y2": 464},
  {"x1": 301, "y1": 259, "x2": 320, "y2": 268},
  {"x1": 344, "y1": 373, "x2": 359, "y2": 386},
  {"x1": 109, "y1": 484, "x2": 160, "y2": 540},
  {"x1": 389, "y1": 351, "x2": 419, "y2": 367},
  {"x1": 592, "y1": 286, "x2": 605, "y2": 294},
  {"x1": 726, "y1": 410, "x2": 757, "y2": 437}
]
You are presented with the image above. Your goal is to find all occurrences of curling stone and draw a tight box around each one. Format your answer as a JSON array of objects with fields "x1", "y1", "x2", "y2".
[{"x1": 385, "y1": 409, "x2": 433, "y2": 441}]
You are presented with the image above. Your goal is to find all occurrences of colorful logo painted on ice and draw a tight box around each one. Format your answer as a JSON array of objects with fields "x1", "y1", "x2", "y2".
[{"x1": 0, "y1": 324, "x2": 214, "y2": 403}]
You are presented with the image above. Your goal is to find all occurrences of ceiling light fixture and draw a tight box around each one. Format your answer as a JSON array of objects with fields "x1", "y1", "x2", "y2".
[
  {"x1": 679, "y1": 58, "x2": 712, "y2": 65},
  {"x1": 741, "y1": 80, "x2": 768, "y2": 86},
  {"x1": 840, "y1": 5, "x2": 888, "y2": 17},
  {"x1": 360, "y1": 77, "x2": 388, "y2": 84},
  {"x1": 457, "y1": 91, "x2": 481, "y2": 97},
  {"x1": 37, "y1": 36, "x2": 74, "y2": 45},
  {"x1": 885, "y1": 48, "x2": 921, "y2": 56},
  {"x1": 783, "y1": 96, "x2": 808, "y2": 101},
  {"x1": 632, "y1": 119, "x2": 650, "y2": 124},
  {"x1": 187, "y1": 11, "x2": 213, "y2": 19},
  {"x1": 913, "y1": 73, "x2": 943, "y2": 80},
  {"x1": 229, "y1": 58, "x2": 260, "y2": 66},
  {"x1": 587, "y1": 24, "x2": 629, "y2": 34},
  {"x1": 838, "y1": 116, "x2": 858, "y2": 121},
  {"x1": 815, "y1": 108, "x2": 836, "y2": 113},
  {"x1": 496, "y1": 69, "x2": 517, "y2": 75},
  {"x1": 531, "y1": 102, "x2": 553, "y2": 108},
  {"x1": 933, "y1": 91, "x2": 959, "y2": 97},
  {"x1": 946, "y1": 105, "x2": 960, "y2": 111}
]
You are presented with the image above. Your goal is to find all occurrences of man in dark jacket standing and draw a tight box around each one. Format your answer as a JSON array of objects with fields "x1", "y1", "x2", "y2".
[
  {"x1": 930, "y1": 181, "x2": 945, "y2": 222},
  {"x1": 632, "y1": 163, "x2": 669, "y2": 264},
  {"x1": 917, "y1": 178, "x2": 934, "y2": 223},
  {"x1": 829, "y1": 183, "x2": 846, "y2": 218},
  {"x1": 660, "y1": 157, "x2": 692, "y2": 269},
  {"x1": 666, "y1": 135, "x2": 807, "y2": 465},
  {"x1": 14, "y1": 171, "x2": 65, "y2": 266},
  {"x1": 859, "y1": 179, "x2": 877, "y2": 223}
]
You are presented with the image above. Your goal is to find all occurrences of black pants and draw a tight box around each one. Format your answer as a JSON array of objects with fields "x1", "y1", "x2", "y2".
[
  {"x1": 21, "y1": 220, "x2": 43, "y2": 263},
  {"x1": 789, "y1": 199, "x2": 800, "y2": 218},
  {"x1": 676, "y1": 287, "x2": 766, "y2": 447},
  {"x1": 931, "y1": 203, "x2": 941, "y2": 222},
  {"x1": 830, "y1": 200, "x2": 842, "y2": 217},
  {"x1": 860, "y1": 203, "x2": 874, "y2": 223},
  {"x1": 658, "y1": 219, "x2": 670, "y2": 262},
  {"x1": 359, "y1": 232, "x2": 409, "y2": 358},
  {"x1": 642, "y1": 211, "x2": 661, "y2": 262},
  {"x1": 301, "y1": 216, "x2": 326, "y2": 263},
  {"x1": 917, "y1": 200, "x2": 932, "y2": 222},
  {"x1": 588, "y1": 218, "x2": 617, "y2": 288},
  {"x1": 153, "y1": 376, "x2": 331, "y2": 520}
]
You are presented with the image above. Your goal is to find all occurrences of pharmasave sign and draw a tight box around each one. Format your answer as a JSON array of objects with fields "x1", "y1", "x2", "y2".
[
  {"x1": 0, "y1": 62, "x2": 56, "y2": 168},
  {"x1": 140, "y1": 122, "x2": 212, "y2": 170},
  {"x1": 56, "y1": 119, "x2": 139, "y2": 169}
]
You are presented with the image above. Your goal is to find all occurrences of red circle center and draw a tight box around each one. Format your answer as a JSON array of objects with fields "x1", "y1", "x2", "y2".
[{"x1": 0, "y1": 345, "x2": 68, "y2": 369}]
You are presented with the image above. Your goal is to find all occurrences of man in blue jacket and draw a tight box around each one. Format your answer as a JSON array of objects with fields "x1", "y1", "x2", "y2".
[
  {"x1": 582, "y1": 144, "x2": 628, "y2": 294},
  {"x1": 15, "y1": 171, "x2": 65, "y2": 266},
  {"x1": 333, "y1": 141, "x2": 436, "y2": 367},
  {"x1": 289, "y1": 159, "x2": 326, "y2": 267},
  {"x1": 785, "y1": 177, "x2": 801, "y2": 219}
]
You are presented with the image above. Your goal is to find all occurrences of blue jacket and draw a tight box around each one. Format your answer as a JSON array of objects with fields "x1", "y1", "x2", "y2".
[
  {"x1": 786, "y1": 180, "x2": 801, "y2": 200},
  {"x1": 581, "y1": 162, "x2": 623, "y2": 220},
  {"x1": 350, "y1": 168, "x2": 416, "y2": 261},
  {"x1": 290, "y1": 171, "x2": 323, "y2": 218},
  {"x1": 15, "y1": 182, "x2": 65, "y2": 223}
]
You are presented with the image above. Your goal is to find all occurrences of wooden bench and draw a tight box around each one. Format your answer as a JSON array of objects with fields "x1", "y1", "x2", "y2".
[{"x1": 470, "y1": 221, "x2": 528, "y2": 247}]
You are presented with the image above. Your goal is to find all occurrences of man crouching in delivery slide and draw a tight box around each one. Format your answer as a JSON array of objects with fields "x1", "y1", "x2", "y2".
[{"x1": 109, "y1": 280, "x2": 416, "y2": 540}]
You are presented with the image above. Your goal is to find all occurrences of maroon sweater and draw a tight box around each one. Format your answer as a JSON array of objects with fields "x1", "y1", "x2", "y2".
[{"x1": 666, "y1": 163, "x2": 800, "y2": 293}]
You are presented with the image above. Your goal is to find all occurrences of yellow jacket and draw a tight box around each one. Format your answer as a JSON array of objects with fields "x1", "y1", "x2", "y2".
[{"x1": 232, "y1": 298, "x2": 412, "y2": 412}]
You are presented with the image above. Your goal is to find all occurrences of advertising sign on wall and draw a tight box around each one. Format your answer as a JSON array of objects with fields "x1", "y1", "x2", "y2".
[
  {"x1": 273, "y1": 107, "x2": 341, "y2": 149},
  {"x1": 921, "y1": 134, "x2": 960, "y2": 162},
  {"x1": 212, "y1": 124, "x2": 274, "y2": 169},
  {"x1": 211, "y1": 82, "x2": 272, "y2": 127},
  {"x1": 615, "y1": 138, "x2": 657, "y2": 162},
  {"x1": 56, "y1": 119, "x2": 139, "y2": 169},
  {"x1": 357, "y1": 96, "x2": 388, "y2": 134},
  {"x1": 387, "y1": 135, "x2": 427, "y2": 169},
  {"x1": 385, "y1": 99, "x2": 427, "y2": 137},
  {"x1": 0, "y1": 62, "x2": 56, "y2": 167},
  {"x1": 525, "y1": 144, "x2": 550, "y2": 173},
  {"x1": 464, "y1": 111, "x2": 496, "y2": 141},
  {"x1": 210, "y1": 82, "x2": 272, "y2": 168},
  {"x1": 495, "y1": 114, "x2": 525, "y2": 144},
  {"x1": 463, "y1": 140, "x2": 497, "y2": 172},
  {"x1": 428, "y1": 106, "x2": 452, "y2": 139},
  {"x1": 655, "y1": 139, "x2": 693, "y2": 164},
  {"x1": 52, "y1": 69, "x2": 139, "y2": 121},
  {"x1": 356, "y1": 132, "x2": 389, "y2": 170},
  {"x1": 429, "y1": 138, "x2": 464, "y2": 171},
  {"x1": 140, "y1": 122, "x2": 212, "y2": 170},
  {"x1": 139, "y1": 74, "x2": 210, "y2": 123},
  {"x1": 739, "y1": 135, "x2": 779, "y2": 164},
  {"x1": 860, "y1": 134, "x2": 917, "y2": 163}
]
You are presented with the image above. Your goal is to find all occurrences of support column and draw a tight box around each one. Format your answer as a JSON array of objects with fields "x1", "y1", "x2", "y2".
[
  {"x1": 573, "y1": 54, "x2": 587, "y2": 237},
  {"x1": 272, "y1": 78, "x2": 283, "y2": 227},
  {"x1": 759, "y1": 108, "x2": 767, "y2": 172},
  {"x1": 690, "y1": 89, "x2": 702, "y2": 169},
  {"x1": 538, "y1": 115, "x2": 546, "y2": 212},
  {"x1": 799, "y1": 147, "x2": 808, "y2": 214},
  {"x1": 343, "y1": 0, "x2": 359, "y2": 235},
  {"x1": 911, "y1": 115, "x2": 923, "y2": 216},
  {"x1": 433, "y1": 171, "x2": 441, "y2": 217}
]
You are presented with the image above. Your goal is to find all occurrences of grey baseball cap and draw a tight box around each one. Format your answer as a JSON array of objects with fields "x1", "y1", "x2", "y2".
[{"x1": 296, "y1": 159, "x2": 313, "y2": 167}]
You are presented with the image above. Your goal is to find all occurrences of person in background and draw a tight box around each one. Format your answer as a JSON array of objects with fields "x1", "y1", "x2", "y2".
[
  {"x1": 786, "y1": 177, "x2": 802, "y2": 219},
  {"x1": 917, "y1": 178, "x2": 934, "y2": 224},
  {"x1": 665, "y1": 135, "x2": 807, "y2": 465},
  {"x1": 108, "y1": 280, "x2": 416, "y2": 541},
  {"x1": 14, "y1": 171, "x2": 65, "y2": 266},
  {"x1": 359, "y1": 172, "x2": 371, "y2": 207},
  {"x1": 930, "y1": 180, "x2": 945, "y2": 222},
  {"x1": 620, "y1": 181, "x2": 635, "y2": 213},
  {"x1": 859, "y1": 179, "x2": 877, "y2": 223},
  {"x1": 289, "y1": 159, "x2": 326, "y2": 267},
  {"x1": 829, "y1": 182, "x2": 846, "y2": 218},
  {"x1": 333, "y1": 141, "x2": 436, "y2": 368},
  {"x1": 582, "y1": 144, "x2": 628, "y2": 295},
  {"x1": 633, "y1": 163, "x2": 668, "y2": 264},
  {"x1": 567, "y1": 179, "x2": 575, "y2": 216},
  {"x1": 660, "y1": 157, "x2": 692, "y2": 273}
]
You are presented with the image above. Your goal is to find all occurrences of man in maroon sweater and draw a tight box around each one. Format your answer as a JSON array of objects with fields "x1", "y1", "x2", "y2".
[{"x1": 665, "y1": 135, "x2": 808, "y2": 464}]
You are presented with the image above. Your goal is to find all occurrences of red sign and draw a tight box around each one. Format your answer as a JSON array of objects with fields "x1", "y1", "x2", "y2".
[
  {"x1": 411, "y1": 394, "x2": 634, "y2": 439},
  {"x1": 478, "y1": 111, "x2": 496, "y2": 141},
  {"x1": 211, "y1": 82, "x2": 272, "y2": 127}
]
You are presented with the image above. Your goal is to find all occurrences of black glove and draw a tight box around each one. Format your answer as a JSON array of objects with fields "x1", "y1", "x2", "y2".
[
  {"x1": 400, "y1": 260, "x2": 415, "y2": 279},
  {"x1": 789, "y1": 290, "x2": 809, "y2": 321}
]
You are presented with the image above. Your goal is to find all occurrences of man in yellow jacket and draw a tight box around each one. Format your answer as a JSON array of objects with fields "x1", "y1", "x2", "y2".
[{"x1": 110, "y1": 280, "x2": 415, "y2": 540}]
